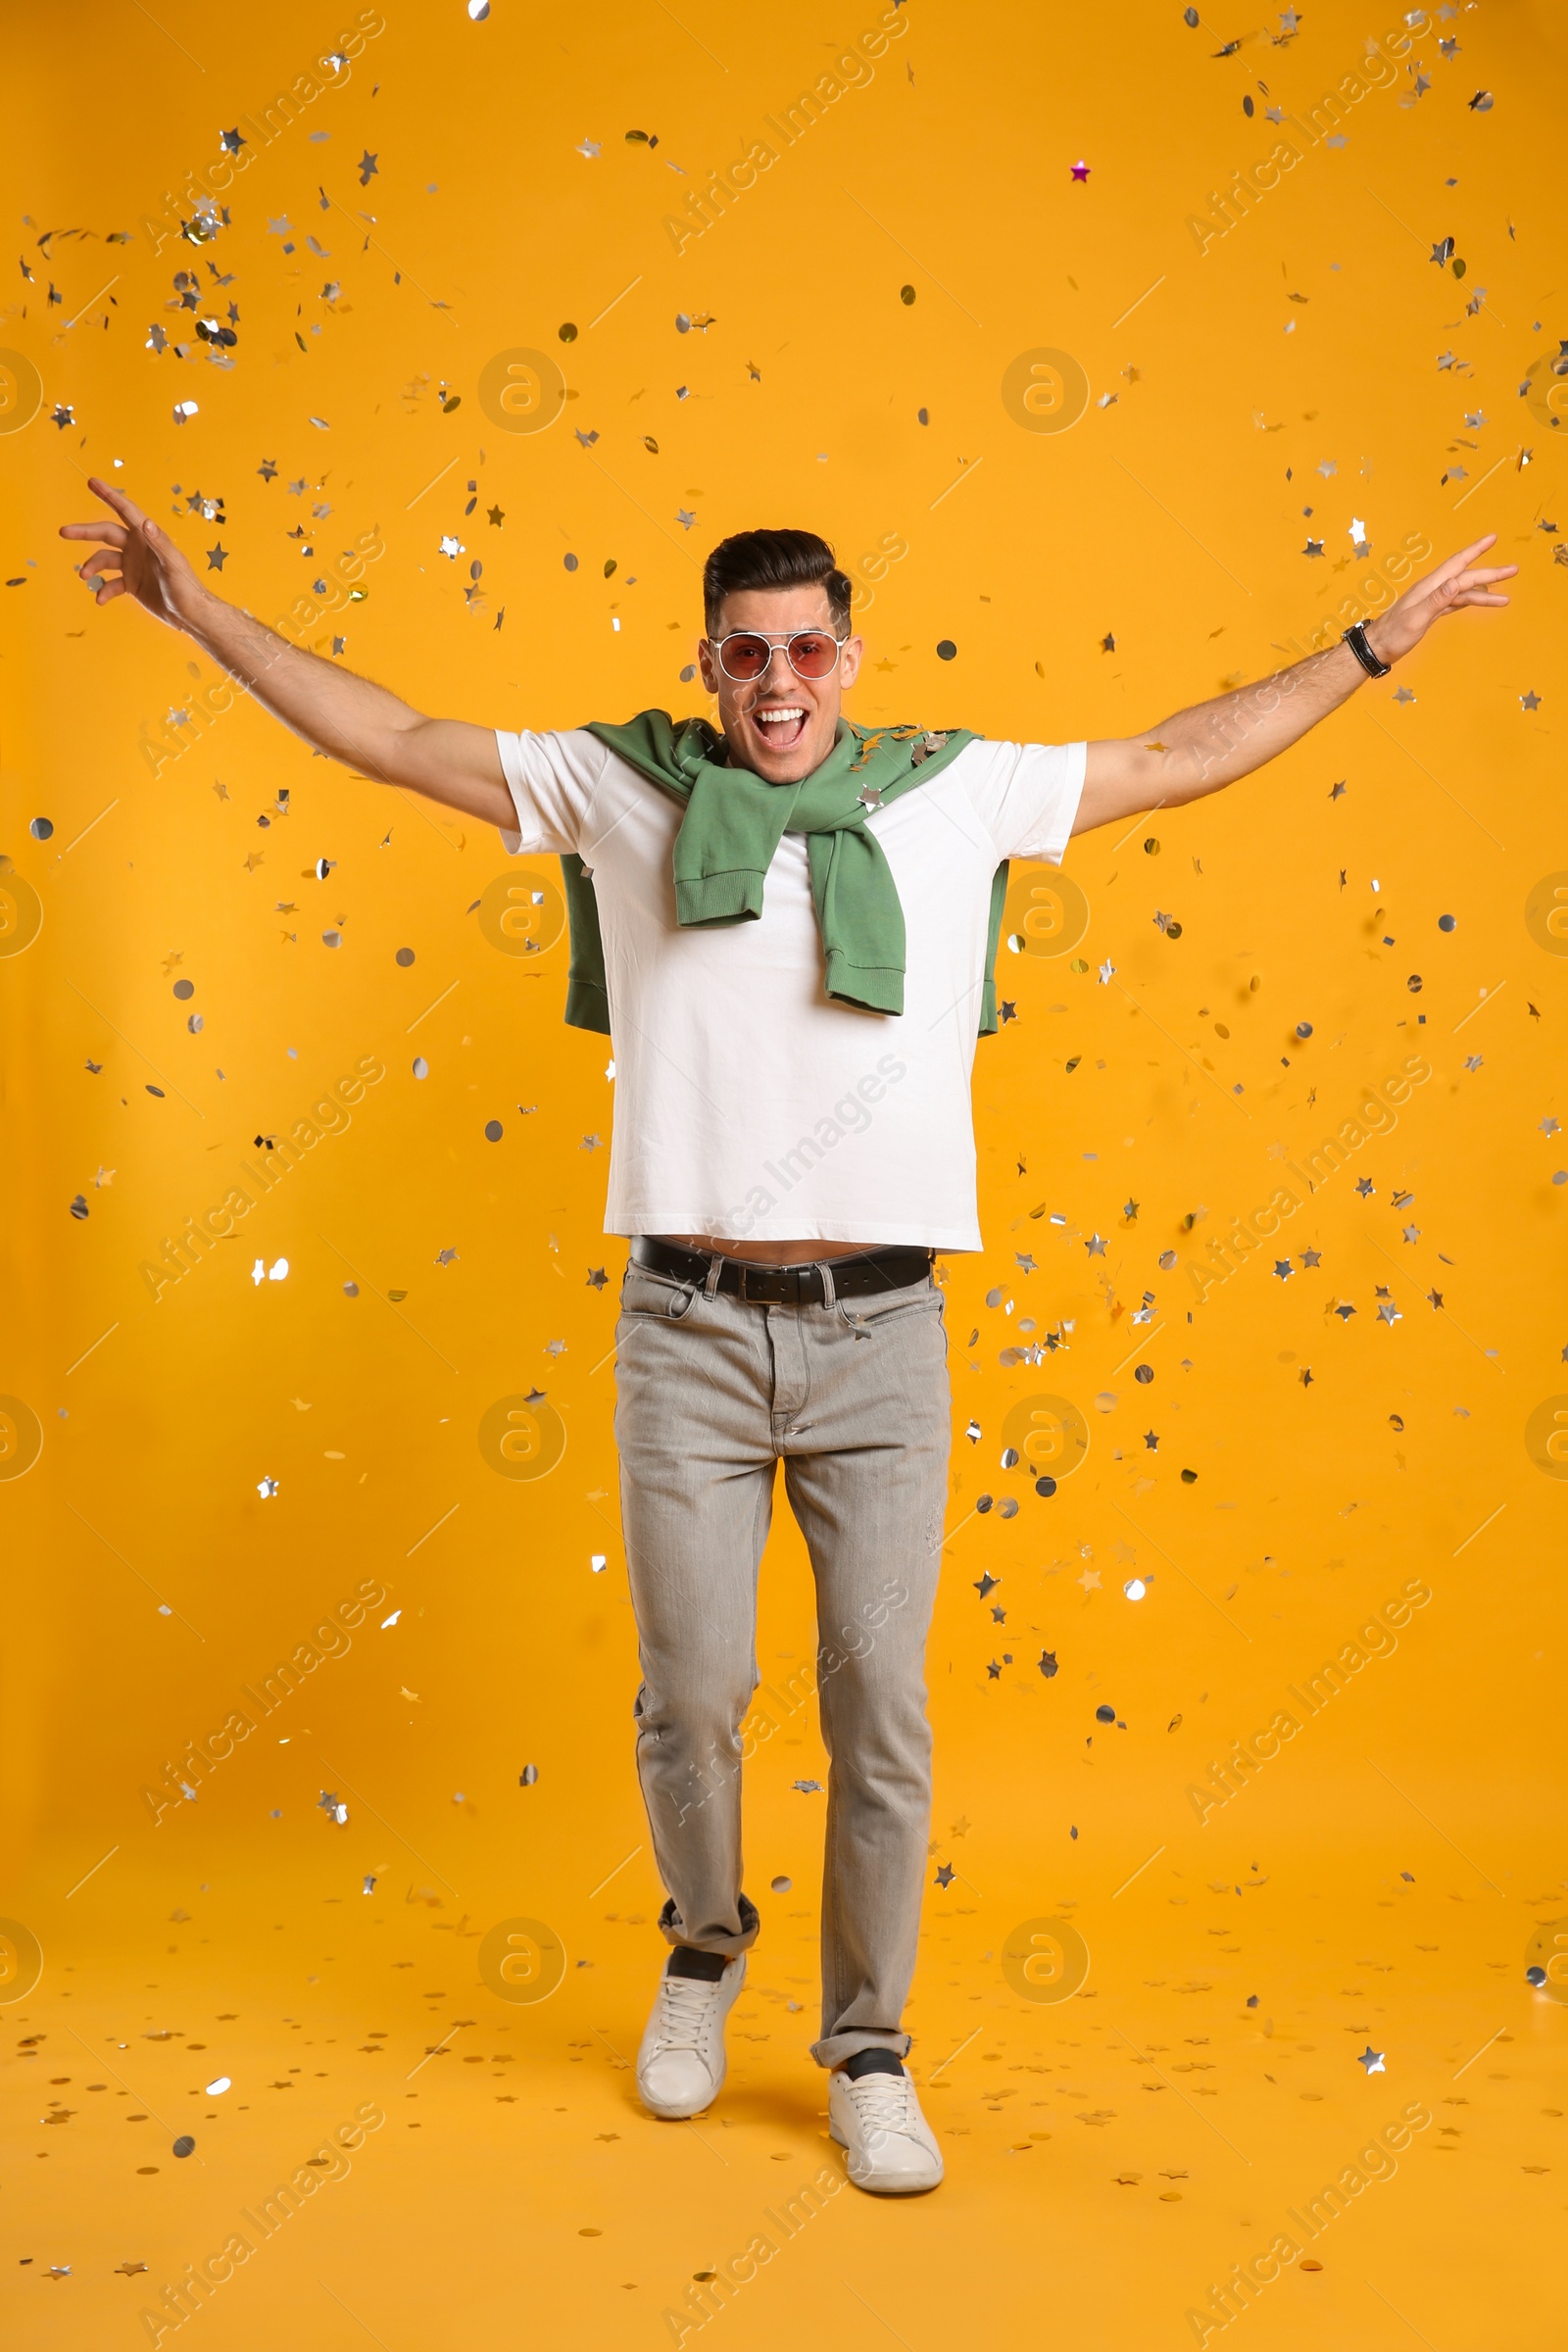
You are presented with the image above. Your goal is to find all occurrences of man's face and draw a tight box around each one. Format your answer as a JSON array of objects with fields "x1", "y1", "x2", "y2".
[{"x1": 697, "y1": 586, "x2": 862, "y2": 783}]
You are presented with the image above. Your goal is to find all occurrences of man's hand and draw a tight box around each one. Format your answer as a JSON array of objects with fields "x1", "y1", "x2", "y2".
[
  {"x1": 58, "y1": 475, "x2": 514, "y2": 827},
  {"x1": 1076, "y1": 532, "x2": 1518, "y2": 837},
  {"x1": 59, "y1": 476, "x2": 207, "y2": 629},
  {"x1": 1364, "y1": 531, "x2": 1517, "y2": 664}
]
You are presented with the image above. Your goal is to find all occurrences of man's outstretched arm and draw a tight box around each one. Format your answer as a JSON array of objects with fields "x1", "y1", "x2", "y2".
[
  {"x1": 60, "y1": 477, "x2": 514, "y2": 829},
  {"x1": 1073, "y1": 534, "x2": 1516, "y2": 838}
]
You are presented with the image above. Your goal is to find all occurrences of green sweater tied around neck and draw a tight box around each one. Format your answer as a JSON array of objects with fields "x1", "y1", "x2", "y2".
[{"x1": 556, "y1": 710, "x2": 1008, "y2": 1038}]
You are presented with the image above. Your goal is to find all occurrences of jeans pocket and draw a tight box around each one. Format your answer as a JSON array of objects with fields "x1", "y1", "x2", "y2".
[
  {"x1": 834, "y1": 1278, "x2": 942, "y2": 1336},
  {"x1": 620, "y1": 1268, "x2": 697, "y2": 1322}
]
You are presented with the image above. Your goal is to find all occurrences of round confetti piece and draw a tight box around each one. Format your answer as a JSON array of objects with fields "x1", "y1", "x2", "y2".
[
  {"x1": 484, "y1": 1119, "x2": 503, "y2": 1142},
  {"x1": 1180, "y1": 1467, "x2": 1199, "y2": 1484},
  {"x1": 136, "y1": 2166, "x2": 159, "y2": 2175},
  {"x1": 172, "y1": 2135, "x2": 195, "y2": 2158},
  {"x1": 564, "y1": 553, "x2": 579, "y2": 571},
  {"x1": 28, "y1": 817, "x2": 52, "y2": 841},
  {"x1": 770, "y1": 1875, "x2": 792, "y2": 1892},
  {"x1": 343, "y1": 1281, "x2": 359, "y2": 1297},
  {"x1": 899, "y1": 284, "x2": 915, "y2": 305},
  {"x1": 936, "y1": 639, "x2": 956, "y2": 660},
  {"x1": 1299, "y1": 2260, "x2": 1323, "y2": 2273},
  {"x1": 1035, "y1": 1476, "x2": 1056, "y2": 1496},
  {"x1": 467, "y1": 0, "x2": 490, "y2": 17},
  {"x1": 679, "y1": 663, "x2": 696, "y2": 683},
  {"x1": 559, "y1": 322, "x2": 578, "y2": 342},
  {"x1": 1143, "y1": 837, "x2": 1160, "y2": 855},
  {"x1": 1406, "y1": 974, "x2": 1422, "y2": 993},
  {"x1": 395, "y1": 947, "x2": 416, "y2": 966},
  {"x1": 917, "y1": 406, "x2": 928, "y2": 423},
  {"x1": 1134, "y1": 1364, "x2": 1153, "y2": 1385},
  {"x1": 412, "y1": 1056, "x2": 429, "y2": 1079},
  {"x1": 1438, "y1": 913, "x2": 1456, "y2": 931},
  {"x1": 187, "y1": 1013, "x2": 203, "y2": 1034},
  {"x1": 322, "y1": 930, "x2": 341, "y2": 949},
  {"x1": 519, "y1": 1763, "x2": 538, "y2": 1786},
  {"x1": 172, "y1": 978, "x2": 194, "y2": 1000},
  {"x1": 1296, "y1": 1020, "x2": 1312, "y2": 1038},
  {"x1": 579, "y1": 2228, "x2": 601, "y2": 2237},
  {"x1": 1095, "y1": 1704, "x2": 1116, "y2": 1723}
]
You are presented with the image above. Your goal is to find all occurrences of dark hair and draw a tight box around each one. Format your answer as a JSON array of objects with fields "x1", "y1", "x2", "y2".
[{"x1": 703, "y1": 527, "x2": 853, "y2": 635}]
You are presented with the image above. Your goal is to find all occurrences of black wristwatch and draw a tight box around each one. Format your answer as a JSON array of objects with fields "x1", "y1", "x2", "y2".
[{"x1": 1343, "y1": 620, "x2": 1391, "y2": 679}]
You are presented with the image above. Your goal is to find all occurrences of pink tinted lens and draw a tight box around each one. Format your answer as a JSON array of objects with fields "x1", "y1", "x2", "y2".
[
  {"x1": 721, "y1": 635, "x2": 772, "y2": 679},
  {"x1": 788, "y1": 632, "x2": 839, "y2": 677}
]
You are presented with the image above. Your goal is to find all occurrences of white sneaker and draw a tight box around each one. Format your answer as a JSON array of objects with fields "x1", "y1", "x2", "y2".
[
  {"x1": 636, "y1": 1955, "x2": 746, "y2": 2119},
  {"x1": 829, "y1": 2065, "x2": 945, "y2": 2194}
]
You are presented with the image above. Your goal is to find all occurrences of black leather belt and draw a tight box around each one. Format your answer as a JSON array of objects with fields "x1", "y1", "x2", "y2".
[{"x1": 631, "y1": 1235, "x2": 933, "y2": 1306}]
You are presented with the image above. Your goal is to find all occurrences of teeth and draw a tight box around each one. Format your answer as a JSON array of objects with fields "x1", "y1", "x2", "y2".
[{"x1": 757, "y1": 709, "x2": 805, "y2": 724}]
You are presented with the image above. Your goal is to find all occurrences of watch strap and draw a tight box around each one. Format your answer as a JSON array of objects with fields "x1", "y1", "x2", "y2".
[{"x1": 1343, "y1": 620, "x2": 1391, "y2": 679}]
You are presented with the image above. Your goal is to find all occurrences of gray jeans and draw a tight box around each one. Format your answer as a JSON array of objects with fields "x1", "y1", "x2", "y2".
[{"x1": 612, "y1": 1255, "x2": 951, "y2": 2069}]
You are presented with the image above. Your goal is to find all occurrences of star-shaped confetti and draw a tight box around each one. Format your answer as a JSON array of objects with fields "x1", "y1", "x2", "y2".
[
  {"x1": 1299, "y1": 1247, "x2": 1321, "y2": 1267},
  {"x1": 206, "y1": 542, "x2": 228, "y2": 570},
  {"x1": 1070, "y1": 160, "x2": 1091, "y2": 180},
  {"x1": 935, "y1": 1863, "x2": 956, "y2": 1886},
  {"x1": 1077, "y1": 1566, "x2": 1102, "y2": 1592},
  {"x1": 1355, "y1": 1178, "x2": 1375, "y2": 1198},
  {"x1": 1427, "y1": 1289, "x2": 1444, "y2": 1309},
  {"x1": 987, "y1": 1659, "x2": 1003, "y2": 1680},
  {"x1": 1143, "y1": 1430, "x2": 1159, "y2": 1450},
  {"x1": 1298, "y1": 1367, "x2": 1313, "y2": 1387},
  {"x1": 1303, "y1": 538, "x2": 1324, "y2": 558},
  {"x1": 358, "y1": 150, "x2": 379, "y2": 183},
  {"x1": 1273, "y1": 1259, "x2": 1292, "y2": 1280},
  {"x1": 974, "y1": 1571, "x2": 1000, "y2": 1598},
  {"x1": 1038, "y1": 1649, "x2": 1058, "y2": 1678},
  {"x1": 487, "y1": 505, "x2": 505, "y2": 526},
  {"x1": 114, "y1": 2262, "x2": 148, "y2": 2277},
  {"x1": 576, "y1": 136, "x2": 602, "y2": 159},
  {"x1": 1521, "y1": 690, "x2": 1542, "y2": 710},
  {"x1": 1357, "y1": 2045, "x2": 1386, "y2": 2074},
  {"x1": 1335, "y1": 1302, "x2": 1356, "y2": 1320}
]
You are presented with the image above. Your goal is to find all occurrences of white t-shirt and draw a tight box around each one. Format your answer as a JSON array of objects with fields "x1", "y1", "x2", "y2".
[{"x1": 496, "y1": 729, "x2": 1085, "y2": 1250}]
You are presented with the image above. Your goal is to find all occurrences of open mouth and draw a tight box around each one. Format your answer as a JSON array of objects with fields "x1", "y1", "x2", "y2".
[{"x1": 750, "y1": 704, "x2": 808, "y2": 752}]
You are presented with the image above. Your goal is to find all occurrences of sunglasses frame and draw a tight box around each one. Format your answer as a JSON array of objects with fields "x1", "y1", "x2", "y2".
[{"x1": 708, "y1": 627, "x2": 851, "y2": 684}]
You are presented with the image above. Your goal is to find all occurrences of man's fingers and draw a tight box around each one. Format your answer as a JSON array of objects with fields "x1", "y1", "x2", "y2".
[
  {"x1": 94, "y1": 578, "x2": 127, "y2": 606},
  {"x1": 85, "y1": 474, "x2": 149, "y2": 529},
  {"x1": 60, "y1": 520, "x2": 128, "y2": 547},
  {"x1": 76, "y1": 548, "x2": 122, "y2": 581}
]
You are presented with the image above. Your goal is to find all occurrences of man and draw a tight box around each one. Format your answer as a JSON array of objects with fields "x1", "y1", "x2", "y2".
[{"x1": 62, "y1": 484, "x2": 1511, "y2": 2192}]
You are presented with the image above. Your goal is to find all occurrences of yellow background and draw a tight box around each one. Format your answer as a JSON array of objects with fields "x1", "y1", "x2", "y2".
[{"x1": 3, "y1": 1, "x2": 1565, "y2": 2344}]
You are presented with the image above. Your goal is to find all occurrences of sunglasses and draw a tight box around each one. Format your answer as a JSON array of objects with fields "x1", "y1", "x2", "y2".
[{"x1": 709, "y1": 628, "x2": 848, "y2": 683}]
